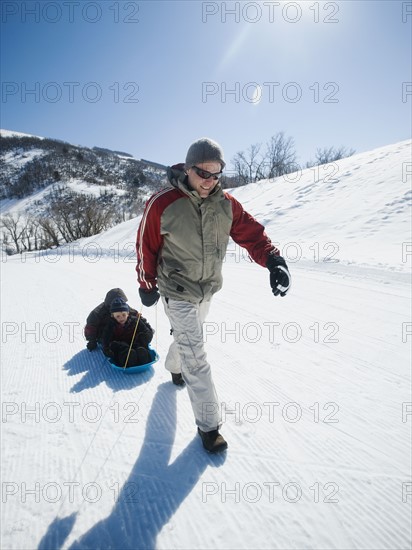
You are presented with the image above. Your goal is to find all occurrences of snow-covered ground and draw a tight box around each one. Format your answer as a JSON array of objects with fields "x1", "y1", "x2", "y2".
[
  {"x1": 1, "y1": 140, "x2": 411, "y2": 550},
  {"x1": 0, "y1": 179, "x2": 126, "y2": 218},
  {"x1": 2, "y1": 148, "x2": 46, "y2": 170},
  {"x1": 64, "y1": 179, "x2": 127, "y2": 198}
]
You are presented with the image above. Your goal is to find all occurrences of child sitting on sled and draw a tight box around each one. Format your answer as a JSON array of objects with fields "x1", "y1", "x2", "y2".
[
  {"x1": 84, "y1": 288, "x2": 138, "y2": 351},
  {"x1": 102, "y1": 298, "x2": 154, "y2": 368}
]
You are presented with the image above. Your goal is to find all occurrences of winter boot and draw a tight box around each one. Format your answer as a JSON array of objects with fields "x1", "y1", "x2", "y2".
[
  {"x1": 135, "y1": 346, "x2": 151, "y2": 365},
  {"x1": 171, "y1": 373, "x2": 185, "y2": 386},
  {"x1": 198, "y1": 428, "x2": 228, "y2": 453},
  {"x1": 112, "y1": 342, "x2": 134, "y2": 367},
  {"x1": 123, "y1": 349, "x2": 138, "y2": 368}
]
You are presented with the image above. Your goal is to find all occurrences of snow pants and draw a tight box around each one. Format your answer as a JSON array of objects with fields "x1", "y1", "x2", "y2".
[{"x1": 162, "y1": 297, "x2": 221, "y2": 432}]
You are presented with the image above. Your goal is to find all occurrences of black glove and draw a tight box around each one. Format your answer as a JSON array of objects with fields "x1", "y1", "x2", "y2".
[
  {"x1": 87, "y1": 340, "x2": 97, "y2": 351},
  {"x1": 110, "y1": 341, "x2": 123, "y2": 353},
  {"x1": 139, "y1": 287, "x2": 160, "y2": 307},
  {"x1": 267, "y1": 253, "x2": 291, "y2": 297}
]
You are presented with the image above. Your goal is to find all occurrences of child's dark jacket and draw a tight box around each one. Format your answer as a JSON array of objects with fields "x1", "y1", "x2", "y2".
[
  {"x1": 101, "y1": 314, "x2": 154, "y2": 357},
  {"x1": 84, "y1": 288, "x2": 138, "y2": 343}
]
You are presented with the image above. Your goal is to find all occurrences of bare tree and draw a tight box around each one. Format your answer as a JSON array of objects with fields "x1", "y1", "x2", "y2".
[
  {"x1": 37, "y1": 217, "x2": 60, "y2": 248},
  {"x1": 20, "y1": 217, "x2": 40, "y2": 252},
  {"x1": 1, "y1": 213, "x2": 25, "y2": 254},
  {"x1": 307, "y1": 146, "x2": 356, "y2": 167},
  {"x1": 1, "y1": 231, "x2": 13, "y2": 255},
  {"x1": 265, "y1": 132, "x2": 297, "y2": 178},
  {"x1": 232, "y1": 151, "x2": 250, "y2": 186},
  {"x1": 232, "y1": 143, "x2": 266, "y2": 185},
  {"x1": 48, "y1": 192, "x2": 113, "y2": 242}
]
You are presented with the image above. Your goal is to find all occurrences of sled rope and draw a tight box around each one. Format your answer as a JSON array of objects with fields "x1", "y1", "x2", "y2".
[
  {"x1": 123, "y1": 306, "x2": 143, "y2": 369},
  {"x1": 155, "y1": 301, "x2": 158, "y2": 351}
]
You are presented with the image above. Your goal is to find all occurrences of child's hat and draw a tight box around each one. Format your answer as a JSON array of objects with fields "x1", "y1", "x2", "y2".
[{"x1": 110, "y1": 298, "x2": 130, "y2": 313}]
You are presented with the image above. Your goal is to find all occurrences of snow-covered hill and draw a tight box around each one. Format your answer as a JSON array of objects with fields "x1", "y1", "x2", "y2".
[
  {"x1": 231, "y1": 139, "x2": 412, "y2": 270},
  {"x1": 49, "y1": 138, "x2": 412, "y2": 271},
  {"x1": 0, "y1": 129, "x2": 167, "y2": 231},
  {"x1": 1, "y1": 140, "x2": 411, "y2": 550}
]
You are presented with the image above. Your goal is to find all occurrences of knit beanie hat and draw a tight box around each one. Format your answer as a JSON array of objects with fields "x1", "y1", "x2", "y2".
[
  {"x1": 185, "y1": 138, "x2": 226, "y2": 170},
  {"x1": 104, "y1": 288, "x2": 128, "y2": 307},
  {"x1": 110, "y1": 298, "x2": 130, "y2": 313}
]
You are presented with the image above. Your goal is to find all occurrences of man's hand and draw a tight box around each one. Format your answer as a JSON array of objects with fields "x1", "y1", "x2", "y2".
[
  {"x1": 139, "y1": 287, "x2": 160, "y2": 307},
  {"x1": 266, "y1": 253, "x2": 291, "y2": 297}
]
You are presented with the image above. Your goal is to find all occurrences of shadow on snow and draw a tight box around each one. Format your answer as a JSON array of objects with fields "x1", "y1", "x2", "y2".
[
  {"x1": 38, "y1": 382, "x2": 226, "y2": 550},
  {"x1": 63, "y1": 349, "x2": 154, "y2": 393}
]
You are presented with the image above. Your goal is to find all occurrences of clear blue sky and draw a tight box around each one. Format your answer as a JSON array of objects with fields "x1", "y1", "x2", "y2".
[{"x1": 1, "y1": 1, "x2": 411, "y2": 170}]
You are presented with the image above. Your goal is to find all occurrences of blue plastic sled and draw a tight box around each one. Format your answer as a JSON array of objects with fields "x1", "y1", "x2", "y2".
[{"x1": 108, "y1": 345, "x2": 159, "y2": 374}]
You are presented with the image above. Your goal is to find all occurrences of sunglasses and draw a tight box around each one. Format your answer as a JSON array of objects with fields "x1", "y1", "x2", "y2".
[{"x1": 191, "y1": 165, "x2": 222, "y2": 180}]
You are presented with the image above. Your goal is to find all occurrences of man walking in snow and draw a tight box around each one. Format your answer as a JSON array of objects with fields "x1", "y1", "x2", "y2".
[{"x1": 136, "y1": 138, "x2": 291, "y2": 453}]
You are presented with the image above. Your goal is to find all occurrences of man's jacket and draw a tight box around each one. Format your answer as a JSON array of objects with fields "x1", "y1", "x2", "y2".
[{"x1": 136, "y1": 164, "x2": 278, "y2": 303}]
